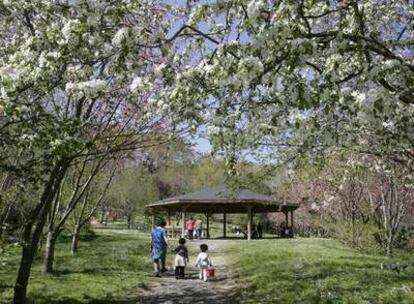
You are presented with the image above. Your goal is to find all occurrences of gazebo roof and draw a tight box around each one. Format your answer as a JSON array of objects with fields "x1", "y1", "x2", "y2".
[{"x1": 146, "y1": 185, "x2": 299, "y2": 213}]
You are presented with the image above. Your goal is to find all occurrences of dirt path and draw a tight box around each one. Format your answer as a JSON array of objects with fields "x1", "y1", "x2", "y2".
[{"x1": 139, "y1": 239, "x2": 236, "y2": 304}]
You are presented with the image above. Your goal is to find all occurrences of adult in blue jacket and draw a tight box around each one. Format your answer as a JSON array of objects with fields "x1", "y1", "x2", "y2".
[{"x1": 151, "y1": 220, "x2": 169, "y2": 276}]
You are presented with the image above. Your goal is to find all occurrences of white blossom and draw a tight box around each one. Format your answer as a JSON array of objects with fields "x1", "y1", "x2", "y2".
[
  {"x1": 241, "y1": 56, "x2": 264, "y2": 74},
  {"x1": 288, "y1": 109, "x2": 307, "y2": 123},
  {"x1": 351, "y1": 91, "x2": 367, "y2": 106},
  {"x1": 203, "y1": 64, "x2": 215, "y2": 74},
  {"x1": 112, "y1": 27, "x2": 129, "y2": 47},
  {"x1": 61, "y1": 20, "x2": 80, "y2": 43},
  {"x1": 130, "y1": 76, "x2": 144, "y2": 92},
  {"x1": 154, "y1": 63, "x2": 167, "y2": 77},
  {"x1": 66, "y1": 64, "x2": 92, "y2": 81},
  {"x1": 50, "y1": 139, "x2": 63, "y2": 149},
  {"x1": 247, "y1": 0, "x2": 266, "y2": 19},
  {"x1": 207, "y1": 126, "x2": 221, "y2": 135},
  {"x1": 65, "y1": 79, "x2": 107, "y2": 98},
  {"x1": 382, "y1": 120, "x2": 395, "y2": 131},
  {"x1": 383, "y1": 59, "x2": 399, "y2": 69}
]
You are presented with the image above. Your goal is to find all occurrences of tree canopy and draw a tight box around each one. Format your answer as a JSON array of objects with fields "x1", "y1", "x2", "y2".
[
  {"x1": 1, "y1": 1, "x2": 414, "y2": 303},
  {"x1": 160, "y1": 0, "x2": 414, "y2": 170}
]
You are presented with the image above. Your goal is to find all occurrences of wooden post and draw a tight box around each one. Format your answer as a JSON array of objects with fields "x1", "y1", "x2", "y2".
[
  {"x1": 290, "y1": 211, "x2": 294, "y2": 229},
  {"x1": 181, "y1": 209, "x2": 186, "y2": 237},
  {"x1": 166, "y1": 209, "x2": 172, "y2": 238},
  {"x1": 206, "y1": 213, "x2": 210, "y2": 239},
  {"x1": 247, "y1": 205, "x2": 252, "y2": 241},
  {"x1": 284, "y1": 211, "x2": 289, "y2": 228},
  {"x1": 167, "y1": 209, "x2": 171, "y2": 226},
  {"x1": 223, "y1": 213, "x2": 227, "y2": 238},
  {"x1": 151, "y1": 214, "x2": 155, "y2": 229}
]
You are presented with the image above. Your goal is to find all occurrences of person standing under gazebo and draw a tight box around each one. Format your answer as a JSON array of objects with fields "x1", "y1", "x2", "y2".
[
  {"x1": 195, "y1": 217, "x2": 203, "y2": 239},
  {"x1": 186, "y1": 217, "x2": 195, "y2": 239}
]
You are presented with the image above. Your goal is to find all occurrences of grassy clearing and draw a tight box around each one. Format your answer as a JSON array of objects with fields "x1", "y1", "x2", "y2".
[
  {"x1": 0, "y1": 229, "x2": 153, "y2": 303},
  {"x1": 228, "y1": 238, "x2": 414, "y2": 304}
]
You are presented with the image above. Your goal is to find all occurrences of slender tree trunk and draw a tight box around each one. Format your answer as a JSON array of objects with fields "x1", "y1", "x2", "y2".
[
  {"x1": 99, "y1": 205, "x2": 106, "y2": 224},
  {"x1": 37, "y1": 234, "x2": 43, "y2": 255},
  {"x1": 0, "y1": 204, "x2": 12, "y2": 240},
  {"x1": 71, "y1": 224, "x2": 81, "y2": 255},
  {"x1": 71, "y1": 182, "x2": 111, "y2": 255},
  {"x1": 14, "y1": 216, "x2": 55, "y2": 303},
  {"x1": 71, "y1": 197, "x2": 87, "y2": 255},
  {"x1": 127, "y1": 215, "x2": 132, "y2": 229},
  {"x1": 386, "y1": 231, "x2": 394, "y2": 256},
  {"x1": 42, "y1": 231, "x2": 57, "y2": 274},
  {"x1": 13, "y1": 162, "x2": 68, "y2": 304},
  {"x1": 13, "y1": 225, "x2": 37, "y2": 304}
]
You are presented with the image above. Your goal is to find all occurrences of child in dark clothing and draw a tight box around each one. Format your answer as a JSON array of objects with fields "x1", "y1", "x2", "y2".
[{"x1": 174, "y1": 238, "x2": 189, "y2": 279}]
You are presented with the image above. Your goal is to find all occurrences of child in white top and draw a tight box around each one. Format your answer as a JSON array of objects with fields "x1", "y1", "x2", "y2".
[{"x1": 195, "y1": 243, "x2": 212, "y2": 282}]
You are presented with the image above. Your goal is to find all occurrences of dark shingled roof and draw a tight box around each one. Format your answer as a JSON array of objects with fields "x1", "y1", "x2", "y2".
[{"x1": 146, "y1": 185, "x2": 299, "y2": 213}]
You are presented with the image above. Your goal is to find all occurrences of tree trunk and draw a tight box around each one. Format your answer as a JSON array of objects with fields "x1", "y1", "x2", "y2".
[
  {"x1": 13, "y1": 161, "x2": 68, "y2": 304},
  {"x1": 0, "y1": 204, "x2": 12, "y2": 240},
  {"x1": 99, "y1": 207, "x2": 106, "y2": 224},
  {"x1": 99, "y1": 201, "x2": 108, "y2": 225},
  {"x1": 386, "y1": 232, "x2": 394, "y2": 256},
  {"x1": 42, "y1": 231, "x2": 57, "y2": 274},
  {"x1": 127, "y1": 215, "x2": 132, "y2": 229},
  {"x1": 71, "y1": 224, "x2": 81, "y2": 255},
  {"x1": 37, "y1": 234, "x2": 43, "y2": 255},
  {"x1": 14, "y1": 217, "x2": 54, "y2": 303},
  {"x1": 71, "y1": 197, "x2": 87, "y2": 255},
  {"x1": 13, "y1": 225, "x2": 36, "y2": 304}
]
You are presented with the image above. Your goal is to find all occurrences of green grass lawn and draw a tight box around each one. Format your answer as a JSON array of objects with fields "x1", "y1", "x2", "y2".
[
  {"x1": 2, "y1": 228, "x2": 413, "y2": 304},
  {"x1": 228, "y1": 238, "x2": 414, "y2": 304},
  {"x1": 0, "y1": 229, "x2": 153, "y2": 303}
]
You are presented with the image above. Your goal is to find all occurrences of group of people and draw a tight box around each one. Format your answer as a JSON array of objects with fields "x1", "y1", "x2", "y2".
[
  {"x1": 150, "y1": 220, "x2": 213, "y2": 281},
  {"x1": 185, "y1": 217, "x2": 203, "y2": 239},
  {"x1": 233, "y1": 222, "x2": 263, "y2": 239}
]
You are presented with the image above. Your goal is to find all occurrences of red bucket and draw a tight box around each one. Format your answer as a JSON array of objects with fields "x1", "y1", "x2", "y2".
[{"x1": 207, "y1": 266, "x2": 215, "y2": 278}]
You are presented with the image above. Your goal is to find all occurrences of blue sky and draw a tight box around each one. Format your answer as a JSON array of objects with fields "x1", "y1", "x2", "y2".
[{"x1": 194, "y1": 137, "x2": 212, "y2": 153}]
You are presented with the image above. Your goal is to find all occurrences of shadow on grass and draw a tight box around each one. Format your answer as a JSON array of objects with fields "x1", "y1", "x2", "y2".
[
  {"x1": 57, "y1": 233, "x2": 98, "y2": 243},
  {"x1": 138, "y1": 288, "x2": 235, "y2": 304},
  {"x1": 138, "y1": 274, "x2": 236, "y2": 304},
  {"x1": 276, "y1": 258, "x2": 413, "y2": 282},
  {"x1": 201, "y1": 236, "x2": 293, "y2": 241},
  {"x1": 28, "y1": 297, "x2": 140, "y2": 304},
  {"x1": 52, "y1": 266, "x2": 117, "y2": 276}
]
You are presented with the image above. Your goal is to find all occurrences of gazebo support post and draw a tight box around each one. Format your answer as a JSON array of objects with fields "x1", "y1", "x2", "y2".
[
  {"x1": 223, "y1": 213, "x2": 227, "y2": 238},
  {"x1": 290, "y1": 211, "x2": 294, "y2": 229},
  {"x1": 181, "y1": 205, "x2": 190, "y2": 237},
  {"x1": 167, "y1": 209, "x2": 171, "y2": 226},
  {"x1": 247, "y1": 205, "x2": 252, "y2": 241},
  {"x1": 181, "y1": 210, "x2": 185, "y2": 237},
  {"x1": 151, "y1": 214, "x2": 155, "y2": 229},
  {"x1": 206, "y1": 213, "x2": 210, "y2": 239},
  {"x1": 284, "y1": 211, "x2": 289, "y2": 228}
]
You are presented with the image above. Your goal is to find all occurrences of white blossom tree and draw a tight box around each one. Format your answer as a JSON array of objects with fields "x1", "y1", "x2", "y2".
[
  {"x1": 0, "y1": 1, "x2": 183, "y2": 302},
  {"x1": 160, "y1": 0, "x2": 414, "y2": 170},
  {"x1": 2, "y1": 1, "x2": 414, "y2": 302}
]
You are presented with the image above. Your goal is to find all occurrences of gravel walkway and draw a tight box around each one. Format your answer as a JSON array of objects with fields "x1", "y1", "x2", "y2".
[{"x1": 139, "y1": 239, "x2": 236, "y2": 304}]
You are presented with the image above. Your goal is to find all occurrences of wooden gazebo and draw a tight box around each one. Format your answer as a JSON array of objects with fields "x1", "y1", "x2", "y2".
[{"x1": 146, "y1": 185, "x2": 299, "y2": 240}]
